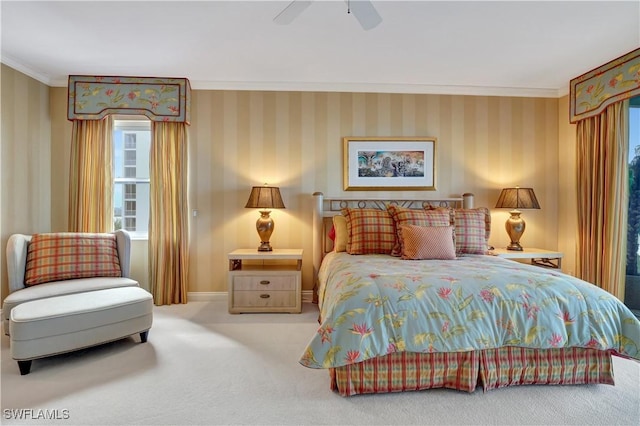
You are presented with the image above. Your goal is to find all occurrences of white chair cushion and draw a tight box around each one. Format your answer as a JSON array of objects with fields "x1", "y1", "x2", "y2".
[
  {"x1": 2, "y1": 277, "x2": 139, "y2": 332},
  {"x1": 9, "y1": 287, "x2": 153, "y2": 361}
]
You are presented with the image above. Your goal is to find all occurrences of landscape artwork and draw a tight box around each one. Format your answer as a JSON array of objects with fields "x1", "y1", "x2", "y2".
[
  {"x1": 357, "y1": 150, "x2": 425, "y2": 178},
  {"x1": 344, "y1": 137, "x2": 436, "y2": 191}
]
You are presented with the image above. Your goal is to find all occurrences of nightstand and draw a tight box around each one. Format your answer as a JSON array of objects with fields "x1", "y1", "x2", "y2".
[
  {"x1": 227, "y1": 249, "x2": 303, "y2": 314},
  {"x1": 490, "y1": 247, "x2": 563, "y2": 270}
]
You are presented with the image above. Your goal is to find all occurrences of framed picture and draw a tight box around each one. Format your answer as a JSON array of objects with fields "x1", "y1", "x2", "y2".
[{"x1": 343, "y1": 137, "x2": 436, "y2": 191}]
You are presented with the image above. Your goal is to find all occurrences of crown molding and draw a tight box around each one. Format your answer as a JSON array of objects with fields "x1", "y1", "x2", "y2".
[
  {"x1": 556, "y1": 86, "x2": 570, "y2": 98},
  {"x1": 2, "y1": 58, "x2": 565, "y2": 98},
  {"x1": 188, "y1": 79, "x2": 562, "y2": 98},
  {"x1": 1, "y1": 55, "x2": 52, "y2": 86}
]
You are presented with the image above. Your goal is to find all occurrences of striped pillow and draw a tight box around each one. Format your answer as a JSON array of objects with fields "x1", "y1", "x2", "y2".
[
  {"x1": 400, "y1": 225, "x2": 456, "y2": 260},
  {"x1": 454, "y1": 208, "x2": 491, "y2": 254},
  {"x1": 342, "y1": 208, "x2": 396, "y2": 255},
  {"x1": 387, "y1": 205, "x2": 452, "y2": 256},
  {"x1": 332, "y1": 215, "x2": 348, "y2": 252},
  {"x1": 24, "y1": 233, "x2": 122, "y2": 286}
]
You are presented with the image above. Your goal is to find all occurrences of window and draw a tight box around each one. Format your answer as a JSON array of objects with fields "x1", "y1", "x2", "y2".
[
  {"x1": 626, "y1": 100, "x2": 640, "y2": 316},
  {"x1": 124, "y1": 217, "x2": 137, "y2": 231},
  {"x1": 124, "y1": 133, "x2": 137, "y2": 149},
  {"x1": 124, "y1": 184, "x2": 136, "y2": 199},
  {"x1": 124, "y1": 149, "x2": 137, "y2": 166},
  {"x1": 124, "y1": 200, "x2": 137, "y2": 216},
  {"x1": 113, "y1": 118, "x2": 151, "y2": 238}
]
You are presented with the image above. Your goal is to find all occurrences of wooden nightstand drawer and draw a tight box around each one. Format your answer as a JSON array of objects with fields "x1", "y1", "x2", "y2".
[
  {"x1": 232, "y1": 275, "x2": 297, "y2": 291},
  {"x1": 231, "y1": 290, "x2": 297, "y2": 310},
  {"x1": 227, "y1": 249, "x2": 303, "y2": 314}
]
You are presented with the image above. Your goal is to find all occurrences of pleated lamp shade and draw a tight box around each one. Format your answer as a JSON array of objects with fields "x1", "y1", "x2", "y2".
[
  {"x1": 495, "y1": 187, "x2": 540, "y2": 210},
  {"x1": 244, "y1": 186, "x2": 286, "y2": 209}
]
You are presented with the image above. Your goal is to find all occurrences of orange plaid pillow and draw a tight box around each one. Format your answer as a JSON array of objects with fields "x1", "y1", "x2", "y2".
[
  {"x1": 25, "y1": 233, "x2": 122, "y2": 286},
  {"x1": 342, "y1": 208, "x2": 396, "y2": 255},
  {"x1": 400, "y1": 225, "x2": 457, "y2": 260},
  {"x1": 454, "y1": 208, "x2": 491, "y2": 254},
  {"x1": 387, "y1": 205, "x2": 452, "y2": 256}
]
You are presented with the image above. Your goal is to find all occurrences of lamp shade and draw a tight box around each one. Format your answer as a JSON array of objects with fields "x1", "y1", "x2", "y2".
[
  {"x1": 495, "y1": 187, "x2": 540, "y2": 210},
  {"x1": 244, "y1": 186, "x2": 285, "y2": 209}
]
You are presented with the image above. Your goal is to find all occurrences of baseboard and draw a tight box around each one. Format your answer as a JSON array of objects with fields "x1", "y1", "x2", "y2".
[
  {"x1": 187, "y1": 292, "x2": 227, "y2": 302},
  {"x1": 187, "y1": 291, "x2": 315, "y2": 303}
]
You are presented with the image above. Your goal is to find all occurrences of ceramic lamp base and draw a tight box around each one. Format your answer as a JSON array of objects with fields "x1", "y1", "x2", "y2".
[
  {"x1": 256, "y1": 210, "x2": 274, "y2": 251},
  {"x1": 505, "y1": 209, "x2": 526, "y2": 251}
]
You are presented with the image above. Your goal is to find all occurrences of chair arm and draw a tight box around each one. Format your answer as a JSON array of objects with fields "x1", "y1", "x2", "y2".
[
  {"x1": 6, "y1": 234, "x2": 31, "y2": 293},
  {"x1": 113, "y1": 230, "x2": 132, "y2": 278}
]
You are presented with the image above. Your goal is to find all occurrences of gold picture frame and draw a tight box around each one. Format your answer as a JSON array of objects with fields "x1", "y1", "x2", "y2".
[{"x1": 343, "y1": 137, "x2": 436, "y2": 191}]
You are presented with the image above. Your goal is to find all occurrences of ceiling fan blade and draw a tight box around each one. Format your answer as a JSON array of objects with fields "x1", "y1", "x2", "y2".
[
  {"x1": 347, "y1": 0, "x2": 382, "y2": 30},
  {"x1": 274, "y1": 0, "x2": 314, "y2": 25}
]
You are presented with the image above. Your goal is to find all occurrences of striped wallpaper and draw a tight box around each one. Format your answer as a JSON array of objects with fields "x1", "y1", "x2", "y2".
[
  {"x1": 3, "y1": 65, "x2": 576, "y2": 299},
  {"x1": 189, "y1": 90, "x2": 561, "y2": 293},
  {"x1": 1, "y1": 65, "x2": 52, "y2": 299}
]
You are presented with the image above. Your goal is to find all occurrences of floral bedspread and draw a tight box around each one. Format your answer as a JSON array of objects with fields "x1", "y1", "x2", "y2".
[{"x1": 299, "y1": 252, "x2": 640, "y2": 369}]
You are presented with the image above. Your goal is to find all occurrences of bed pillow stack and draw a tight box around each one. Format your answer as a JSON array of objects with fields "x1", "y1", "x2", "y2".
[{"x1": 337, "y1": 205, "x2": 491, "y2": 259}]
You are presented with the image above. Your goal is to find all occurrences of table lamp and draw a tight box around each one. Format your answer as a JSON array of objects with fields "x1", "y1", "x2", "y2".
[
  {"x1": 244, "y1": 185, "x2": 285, "y2": 251},
  {"x1": 494, "y1": 187, "x2": 540, "y2": 251}
]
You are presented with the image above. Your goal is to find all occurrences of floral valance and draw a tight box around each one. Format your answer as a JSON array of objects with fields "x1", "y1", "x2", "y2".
[
  {"x1": 67, "y1": 76, "x2": 191, "y2": 124},
  {"x1": 570, "y1": 47, "x2": 640, "y2": 123}
]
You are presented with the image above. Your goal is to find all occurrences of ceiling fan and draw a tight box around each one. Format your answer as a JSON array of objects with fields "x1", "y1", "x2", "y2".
[{"x1": 274, "y1": 0, "x2": 383, "y2": 31}]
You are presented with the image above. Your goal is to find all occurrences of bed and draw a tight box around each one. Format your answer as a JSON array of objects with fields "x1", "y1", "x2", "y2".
[{"x1": 299, "y1": 193, "x2": 640, "y2": 396}]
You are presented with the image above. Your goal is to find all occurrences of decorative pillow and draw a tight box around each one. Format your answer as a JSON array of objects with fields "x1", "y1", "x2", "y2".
[
  {"x1": 332, "y1": 215, "x2": 348, "y2": 252},
  {"x1": 328, "y1": 225, "x2": 336, "y2": 241},
  {"x1": 400, "y1": 225, "x2": 457, "y2": 260},
  {"x1": 454, "y1": 208, "x2": 491, "y2": 254},
  {"x1": 24, "y1": 233, "x2": 122, "y2": 286},
  {"x1": 342, "y1": 208, "x2": 396, "y2": 255},
  {"x1": 387, "y1": 205, "x2": 452, "y2": 256}
]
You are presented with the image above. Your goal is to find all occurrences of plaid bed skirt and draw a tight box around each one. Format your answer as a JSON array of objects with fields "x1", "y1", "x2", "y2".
[{"x1": 330, "y1": 347, "x2": 614, "y2": 396}]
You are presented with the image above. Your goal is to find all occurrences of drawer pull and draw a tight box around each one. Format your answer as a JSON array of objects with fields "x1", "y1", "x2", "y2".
[
  {"x1": 260, "y1": 280, "x2": 270, "y2": 285},
  {"x1": 260, "y1": 294, "x2": 270, "y2": 299}
]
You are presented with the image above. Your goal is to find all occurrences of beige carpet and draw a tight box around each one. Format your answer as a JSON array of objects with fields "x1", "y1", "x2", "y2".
[{"x1": 1, "y1": 300, "x2": 639, "y2": 426}]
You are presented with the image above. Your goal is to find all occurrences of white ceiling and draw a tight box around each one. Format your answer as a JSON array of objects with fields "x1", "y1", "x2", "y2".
[{"x1": 2, "y1": 0, "x2": 639, "y2": 97}]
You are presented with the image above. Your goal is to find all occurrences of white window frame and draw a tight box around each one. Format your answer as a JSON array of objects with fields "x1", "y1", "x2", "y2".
[{"x1": 113, "y1": 117, "x2": 151, "y2": 240}]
